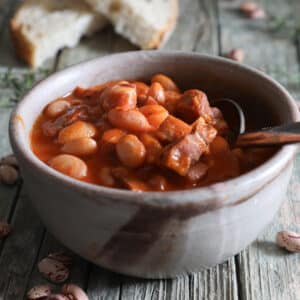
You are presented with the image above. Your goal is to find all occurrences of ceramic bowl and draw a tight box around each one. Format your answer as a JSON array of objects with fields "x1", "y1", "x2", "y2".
[{"x1": 9, "y1": 51, "x2": 299, "y2": 278}]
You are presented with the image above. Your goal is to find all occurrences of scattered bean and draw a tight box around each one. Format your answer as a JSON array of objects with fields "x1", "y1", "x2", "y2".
[
  {"x1": 45, "y1": 100, "x2": 71, "y2": 118},
  {"x1": 0, "y1": 165, "x2": 19, "y2": 185},
  {"x1": 151, "y1": 74, "x2": 180, "y2": 92},
  {"x1": 58, "y1": 121, "x2": 97, "y2": 144},
  {"x1": 48, "y1": 154, "x2": 87, "y2": 179},
  {"x1": 48, "y1": 294, "x2": 71, "y2": 300},
  {"x1": 48, "y1": 252, "x2": 72, "y2": 266},
  {"x1": 116, "y1": 134, "x2": 146, "y2": 168},
  {"x1": 38, "y1": 257, "x2": 70, "y2": 283},
  {"x1": 0, "y1": 222, "x2": 11, "y2": 238},
  {"x1": 227, "y1": 48, "x2": 245, "y2": 62},
  {"x1": 276, "y1": 230, "x2": 300, "y2": 252},
  {"x1": 62, "y1": 284, "x2": 89, "y2": 300},
  {"x1": 27, "y1": 285, "x2": 52, "y2": 299},
  {"x1": 1, "y1": 154, "x2": 18, "y2": 168},
  {"x1": 248, "y1": 8, "x2": 265, "y2": 19},
  {"x1": 62, "y1": 137, "x2": 97, "y2": 156},
  {"x1": 240, "y1": 2, "x2": 265, "y2": 19}
]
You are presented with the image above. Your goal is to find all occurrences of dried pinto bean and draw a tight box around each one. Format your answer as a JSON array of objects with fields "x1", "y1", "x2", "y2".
[
  {"x1": 48, "y1": 252, "x2": 72, "y2": 266},
  {"x1": 38, "y1": 257, "x2": 70, "y2": 283},
  {"x1": 48, "y1": 294, "x2": 71, "y2": 300},
  {"x1": 62, "y1": 284, "x2": 89, "y2": 300},
  {"x1": 1, "y1": 154, "x2": 18, "y2": 168},
  {"x1": 0, "y1": 222, "x2": 11, "y2": 238},
  {"x1": 27, "y1": 285, "x2": 52, "y2": 300},
  {"x1": 227, "y1": 48, "x2": 245, "y2": 62},
  {"x1": 276, "y1": 230, "x2": 300, "y2": 252},
  {"x1": 0, "y1": 165, "x2": 19, "y2": 185}
]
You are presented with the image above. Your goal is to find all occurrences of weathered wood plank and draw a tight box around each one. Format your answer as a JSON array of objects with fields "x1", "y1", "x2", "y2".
[
  {"x1": 0, "y1": 2, "x2": 59, "y2": 299},
  {"x1": 87, "y1": 266, "x2": 122, "y2": 300},
  {"x1": 26, "y1": 233, "x2": 90, "y2": 294},
  {"x1": 219, "y1": 0, "x2": 300, "y2": 299},
  {"x1": 0, "y1": 189, "x2": 44, "y2": 299},
  {"x1": 57, "y1": 0, "x2": 239, "y2": 299}
]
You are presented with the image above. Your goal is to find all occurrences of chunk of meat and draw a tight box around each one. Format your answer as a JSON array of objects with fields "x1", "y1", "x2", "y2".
[
  {"x1": 186, "y1": 162, "x2": 208, "y2": 182},
  {"x1": 139, "y1": 105, "x2": 169, "y2": 130},
  {"x1": 155, "y1": 115, "x2": 191, "y2": 143},
  {"x1": 164, "y1": 91, "x2": 182, "y2": 113},
  {"x1": 193, "y1": 117, "x2": 218, "y2": 144},
  {"x1": 176, "y1": 89, "x2": 213, "y2": 123},
  {"x1": 111, "y1": 167, "x2": 149, "y2": 191},
  {"x1": 161, "y1": 118, "x2": 217, "y2": 176},
  {"x1": 100, "y1": 82, "x2": 137, "y2": 112}
]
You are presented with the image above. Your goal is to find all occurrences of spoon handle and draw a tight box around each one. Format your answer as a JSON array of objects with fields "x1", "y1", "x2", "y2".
[{"x1": 236, "y1": 122, "x2": 300, "y2": 147}]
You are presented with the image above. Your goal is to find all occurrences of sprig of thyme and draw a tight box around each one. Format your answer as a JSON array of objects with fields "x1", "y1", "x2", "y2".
[
  {"x1": 268, "y1": 15, "x2": 300, "y2": 38},
  {"x1": 0, "y1": 68, "x2": 49, "y2": 108}
]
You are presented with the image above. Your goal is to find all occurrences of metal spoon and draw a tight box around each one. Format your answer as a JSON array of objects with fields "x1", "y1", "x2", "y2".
[{"x1": 212, "y1": 98, "x2": 300, "y2": 148}]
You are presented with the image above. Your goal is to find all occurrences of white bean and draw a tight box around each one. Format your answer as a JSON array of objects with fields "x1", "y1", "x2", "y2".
[
  {"x1": 45, "y1": 100, "x2": 71, "y2": 118},
  {"x1": 61, "y1": 138, "x2": 97, "y2": 156},
  {"x1": 58, "y1": 121, "x2": 97, "y2": 144},
  {"x1": 48, "y1": 154, "x2": 87, "y2": 179}
]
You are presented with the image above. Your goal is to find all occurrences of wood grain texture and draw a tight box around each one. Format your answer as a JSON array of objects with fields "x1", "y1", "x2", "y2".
[
  {"x1": 0, "y1": 189, "x2": 44, "y2": 300},
  {"x1": 58, "y1": 1, "x2": 238, "y2": 300},
  {"x1": 219, "y1": 0, "x2": 300, "y2": 299}
]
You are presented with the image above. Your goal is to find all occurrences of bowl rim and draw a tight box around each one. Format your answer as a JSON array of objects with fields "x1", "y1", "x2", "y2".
[{"x1": 9, "y1": 50, "x2": 300, "y2": 207}]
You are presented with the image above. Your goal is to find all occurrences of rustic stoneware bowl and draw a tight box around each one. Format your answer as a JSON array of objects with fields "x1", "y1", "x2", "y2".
[{"x1": 9, "y1": 51, "x2": 299, "y2": 278}]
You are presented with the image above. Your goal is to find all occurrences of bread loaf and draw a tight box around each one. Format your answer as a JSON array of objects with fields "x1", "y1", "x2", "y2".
[
  {"x1": 85, "y1": 0, "x2": 179, "y2": 49},
  {"x1": 10, "y1": 0, "x2": 108, "y2": 67}
]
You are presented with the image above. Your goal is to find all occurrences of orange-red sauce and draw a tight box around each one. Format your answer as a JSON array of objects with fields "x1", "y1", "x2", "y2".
[{"x1": 31, "y1": 75, "x2": 275, "y2": 192}]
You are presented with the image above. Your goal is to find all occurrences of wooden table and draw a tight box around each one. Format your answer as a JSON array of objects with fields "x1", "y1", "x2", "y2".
[{"x1": 0, "y1": 0, "x2": 300, "y2": 299}]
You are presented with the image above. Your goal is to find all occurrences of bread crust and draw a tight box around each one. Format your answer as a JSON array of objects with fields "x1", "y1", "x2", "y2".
[
  {"x1": 10, "y1": 19, "x2": 36, "y2": 67},
  {"x1": 144, "y1": 0, "x2": 179, "y2": 49}
]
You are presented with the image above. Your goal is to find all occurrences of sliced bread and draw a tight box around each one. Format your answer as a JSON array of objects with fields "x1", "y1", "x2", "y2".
[
  {"x1": 10, "y1": 0, "x2": 108, "y2": 67},
  {"x1": 84, "y1": 0, "x2": 179, "y2": 49}
]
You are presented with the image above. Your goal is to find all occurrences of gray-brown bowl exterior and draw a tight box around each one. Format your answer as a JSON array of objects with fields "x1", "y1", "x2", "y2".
[{"x1": 9, "y1": 51, "x2": 299, "y2": 278}]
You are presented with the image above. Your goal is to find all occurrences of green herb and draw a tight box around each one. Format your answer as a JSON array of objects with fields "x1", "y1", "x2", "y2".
[
  {"x1": 0, "y1": 68, "x2": 49, "y2": 108},
  {"x1": 268, "y1": 15, "x2": 300, "y2": 38}
]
